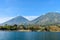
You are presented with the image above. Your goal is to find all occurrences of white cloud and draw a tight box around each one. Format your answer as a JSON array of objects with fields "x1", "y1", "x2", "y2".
[
  {"x1": 23, "y1": 16, "x2": 39, "y2": 21},
  {"x1": 0, "y1": 17, "x2": 14, "y2": 24}
]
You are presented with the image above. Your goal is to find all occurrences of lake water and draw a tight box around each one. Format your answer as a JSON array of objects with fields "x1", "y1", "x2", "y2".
[{"x1": 0, "y1": 31, "x2": 60, "y2": 40}]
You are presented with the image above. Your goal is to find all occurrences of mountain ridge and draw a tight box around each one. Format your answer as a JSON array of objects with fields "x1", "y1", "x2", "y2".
[
  {"x1": 31, "y1": 12, "x2": 60, "y2": 25},
  {"x1": 1, "y1": 12, "x2": 60, "y2": 26},
  {"x1": 1, "y1": 16, "x2": 29, "y2": 25}
]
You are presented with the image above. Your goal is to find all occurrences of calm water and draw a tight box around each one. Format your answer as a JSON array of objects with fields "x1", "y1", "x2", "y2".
[{"x1": 0, "y1": 31, "x2": 60, "y2": 40}]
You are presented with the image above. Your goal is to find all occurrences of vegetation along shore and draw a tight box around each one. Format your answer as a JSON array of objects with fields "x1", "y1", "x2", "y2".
[{"x1": 0, "y1": 24, "x2": 60, "y2": 32}]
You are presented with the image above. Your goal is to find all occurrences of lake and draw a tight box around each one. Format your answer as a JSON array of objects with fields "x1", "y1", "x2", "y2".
[{"x1": 0, "y1": 31, "x2": 60, "y2": 40}]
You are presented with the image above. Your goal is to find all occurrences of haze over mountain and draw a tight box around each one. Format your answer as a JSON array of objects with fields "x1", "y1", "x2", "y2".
[
  {"x1": 32, "y1": 12, "x2": 60, "y2": 25},
  {"x1": 1, "y1": 12, "x2": 60, "y2": 26},
  {"x1": 1, "y1": 16, "x2": 29, "y2": 25}
]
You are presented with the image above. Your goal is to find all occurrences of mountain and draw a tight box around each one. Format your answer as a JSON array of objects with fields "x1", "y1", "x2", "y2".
[
  {"x1": 1, "y1": 16, "x2": 29, "y2": 25},
  {"x1": 31, "y1": 12, "x2": 60, "y2": 25},
  {"x1": 1, "y1": 12, "x2": 60, "y2": 26}
]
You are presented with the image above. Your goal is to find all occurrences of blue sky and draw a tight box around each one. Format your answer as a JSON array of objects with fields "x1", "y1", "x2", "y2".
[{"x1": 0, "y1": 0, "x2": 60, "y2": 23}]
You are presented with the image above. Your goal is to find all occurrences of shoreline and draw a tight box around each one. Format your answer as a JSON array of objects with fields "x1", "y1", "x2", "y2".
[{"x1": 0, "y1": 30, "x2": 60, "y2": 32}]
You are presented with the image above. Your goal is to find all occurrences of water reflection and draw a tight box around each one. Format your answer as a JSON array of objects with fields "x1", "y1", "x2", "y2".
[
  {"x1": 0, "y1": 31, "x2": 60, "y2": 40},
  {"x1": 0, "y1": 31, "x2": 16, "y2": 40}
]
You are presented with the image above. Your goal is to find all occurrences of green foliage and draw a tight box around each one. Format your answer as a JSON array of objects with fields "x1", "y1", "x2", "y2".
[{"x1": 0, "y1": 24, "x2": 60, "y2": 32}]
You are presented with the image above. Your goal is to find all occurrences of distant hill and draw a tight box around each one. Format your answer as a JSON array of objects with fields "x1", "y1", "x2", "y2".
[
  {"x1": 31, "y1": 12, "x2": 60, "y2": 25},
  {"x1": 1, "y1": 16, "x2": 29, "y2": 25},
  {"x1": 1, "y1": 12, "x2": 60, "y2": 26}
]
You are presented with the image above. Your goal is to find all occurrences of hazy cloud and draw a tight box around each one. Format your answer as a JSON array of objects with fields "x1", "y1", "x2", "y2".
[
  {"x1": 0, "y1": 17, "x2": 14, "y2": 24},
  {"x1": 23, "y1": 16, "x2": 39, "y2": 21}
]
